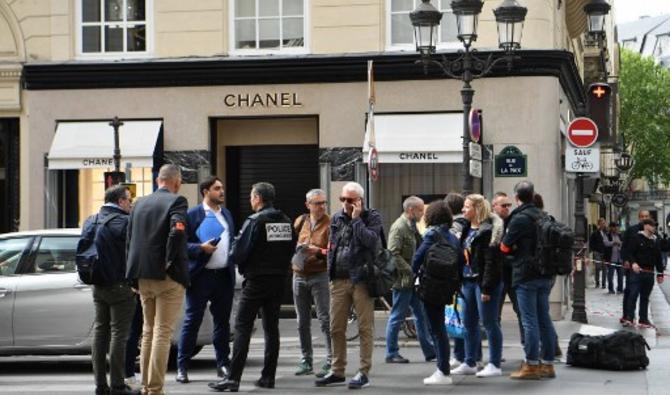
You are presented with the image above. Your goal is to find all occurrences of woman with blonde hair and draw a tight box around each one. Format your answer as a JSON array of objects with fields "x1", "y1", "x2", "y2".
[{"x1": 451, "y1": 194, "x2": 505, "y2": 378}]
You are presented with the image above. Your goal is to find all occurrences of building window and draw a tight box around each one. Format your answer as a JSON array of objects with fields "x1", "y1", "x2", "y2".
[
  {"x1": 388, "y1": 0, "x2": 458, "y2": 50},
  {"x1": 78, "y1": 167, "x2": 153, "y2": 225},
  {"x1": 654, "y1": 34, "x2": 670, "y2": 57},
  {"x1": 78, "y1": 0, "x2": 150, "y2": 56},
  {"x1": 231, "y1": 0, "x2": 307, "y2": 53},
  {"x1": 621, "y1": 39, "x2": 637, "y2": 50}
]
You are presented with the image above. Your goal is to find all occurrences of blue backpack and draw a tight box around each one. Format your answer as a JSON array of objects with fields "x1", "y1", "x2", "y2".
[{"x1": 75, "y1": 213, "x2": 120, "y2": 285}]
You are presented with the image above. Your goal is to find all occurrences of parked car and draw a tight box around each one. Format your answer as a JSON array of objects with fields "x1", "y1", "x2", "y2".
[{"x1": 0, "y1": 229, "x2": 213, "y2": 360}]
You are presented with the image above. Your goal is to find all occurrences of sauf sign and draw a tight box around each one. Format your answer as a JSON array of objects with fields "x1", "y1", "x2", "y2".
[{"x1": 565, "y1": 117, "x2": 599, "y2": 173}]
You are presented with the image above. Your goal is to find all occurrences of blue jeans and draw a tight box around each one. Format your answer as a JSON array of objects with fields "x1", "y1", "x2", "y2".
[
  {"x1": 607, "y1": 263, "x2": 624, "y2": 293},
  {"x1": 624, "y1": 272, "x2": 655, "y2": 322},
  {"x1": 423, "y1": 302, "x2": 450, "y2": 375},
  {"x1": 452, "y1": 336, "x2": 481, "y2": 363},
  {"x1": 515, "y1": 277, "x2": 556, "y2": 364},
  {"x1": 461, "y1": 280, "x2": 503, "y2": 367},
  {"x1": 385, "y1": 288, "x2": 435, "y2": 360}
]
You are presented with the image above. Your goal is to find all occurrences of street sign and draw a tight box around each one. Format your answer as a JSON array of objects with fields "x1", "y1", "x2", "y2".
[
  {"x1": 469, "y1": 159, "x2": 482, "y2": 178},
  {"x1": 495, "y1": 145, "x2": 527, "y2": 177},
  {"x1": 469, "y1": 109, "x2": 482, "y2": 143},
  {"x1": 567, "y1": 117, "x2": 598, "y2": 148},
  {"x1": 368, "y1": 147, "x2": 379, "y2": 181},
  {"x1": 565, "y1": 145, "x2": 600, "y2": 173},
  {"x1": 469, "y1": 142, "x2": 482, "y2": 160},
  {"x1": 612, "y1": 193, "x2": 628, "y2": 208}
]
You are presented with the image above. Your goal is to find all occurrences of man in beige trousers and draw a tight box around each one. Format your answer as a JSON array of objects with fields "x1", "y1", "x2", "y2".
[{"x1": 126, "y1": 164, "x2": 190, "y2": 395}]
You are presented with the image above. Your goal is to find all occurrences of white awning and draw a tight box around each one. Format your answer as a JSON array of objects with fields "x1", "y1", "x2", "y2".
[
  {"x1": 363, "y1": 113, "x2": 463, "y2": 163},
  {"x1": 48, "y1": 120, "x2": 162, "y2": 170}
]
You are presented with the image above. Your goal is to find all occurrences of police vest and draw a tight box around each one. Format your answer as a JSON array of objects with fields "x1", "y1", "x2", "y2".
[{"x1": 244, "y1": 208, "x2": 294, "y2": 279}]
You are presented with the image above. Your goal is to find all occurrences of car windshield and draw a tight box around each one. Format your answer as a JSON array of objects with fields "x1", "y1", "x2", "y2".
[{"x1": 0, "y1": 237, "x2": 31, "y2": 276}]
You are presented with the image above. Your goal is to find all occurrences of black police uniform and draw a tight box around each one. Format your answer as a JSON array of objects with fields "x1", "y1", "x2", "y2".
[{"x1": 224, "y1": 205, "x2": 294, "y2": 385}]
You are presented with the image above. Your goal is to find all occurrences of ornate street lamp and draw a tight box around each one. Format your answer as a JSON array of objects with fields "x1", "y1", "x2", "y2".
[
  {"x1": 409, "y1": 0, "x2": 442, "y2": 56},
  {"x1": 410, "y1": 0, "x2": 527, "y2": 195},
  {"x1": 583, "y1": 0, "x2": 611, "y2": 38},
  {"x1": 494, "y1": 0, "x2": 528, "y2": 52}
]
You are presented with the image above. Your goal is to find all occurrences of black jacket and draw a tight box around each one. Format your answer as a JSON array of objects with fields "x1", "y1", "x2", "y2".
[
  {"x1": 621, "y1": 223, "x2": 643, "y2": 263},
  {"x1": 464, "y1": 215, "x2": 504, "y2": 294},
  {"x1": 501, "y1": 203, "x2": 549, "y2": 286},
  {"x1": 229, "y1": 205, "x2": 294, "y2": 279},
  {"x1": 126, "y1": 188, "x2": 189, "y2": 288},
  {"x1": 629, "y1": 232, "x2": 665, "y2": 276},
  {"x1": 327, "y1": 208, "x2": 383, "y2": 283},
  {"x1": 589, "y1": 229, "x2": 607, "y2": 255},
  {"x1": 94, "y1": 204, "x2": 130, "y2": 285}
]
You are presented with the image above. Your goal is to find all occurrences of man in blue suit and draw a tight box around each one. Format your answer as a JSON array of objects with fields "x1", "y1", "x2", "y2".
[{"x1": 176, "y1": 176, "x2": 235, "y2": 383}]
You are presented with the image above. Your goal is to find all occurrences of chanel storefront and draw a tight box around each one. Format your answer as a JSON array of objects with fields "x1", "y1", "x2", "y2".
[{"x1": 22, "y1": 52, "x2": 585, "y2": 317}]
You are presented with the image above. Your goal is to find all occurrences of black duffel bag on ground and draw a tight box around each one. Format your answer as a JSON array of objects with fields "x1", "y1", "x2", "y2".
[{"x1": 567, "y1": 330, "x2": 651, "y2": 370}]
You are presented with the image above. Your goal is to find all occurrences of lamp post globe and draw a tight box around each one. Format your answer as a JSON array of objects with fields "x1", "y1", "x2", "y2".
[
  {"x1": 450, "y1": 0, "x2": 484, "y2": 48},
  {"x1": 493, "y1": 0, "x2": 528, "y2": 52},
  {"x1": 583, "y1": 0, "x2": 611, "y2": 36},
  {"x1": 410, "y1": 0, "x2": 443, "y2": 57}
]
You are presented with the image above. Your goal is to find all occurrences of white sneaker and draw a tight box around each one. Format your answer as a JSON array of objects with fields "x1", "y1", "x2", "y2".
[
  {"x1": 124, "y1": 375, "x2": 141, "y2": 385},
  {"x1": 451, "y1": 362, "x2": 478, "y2": 375},
  {"x1": 475, "y1": 363, "x2": 502, "y2": 378},
  {"x1": 449, "y1": 358, "x2": 463, "y2": 368},
  {"x1": 423, "y1": 369, "x2": 453, "y2": 385}
]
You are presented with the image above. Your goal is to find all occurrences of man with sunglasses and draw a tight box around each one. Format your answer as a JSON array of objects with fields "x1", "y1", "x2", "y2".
[
  {"x1": 292, "y1": 189, "x2": 332, "y2": 378},
  {"x1": 315, "y1": 182, "x2": 383, "y2": 390}
]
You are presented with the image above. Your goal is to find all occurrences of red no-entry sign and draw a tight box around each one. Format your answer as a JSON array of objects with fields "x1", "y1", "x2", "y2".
[{"x1": 567, "y1": 117, "x2": 598, "y2": 148}]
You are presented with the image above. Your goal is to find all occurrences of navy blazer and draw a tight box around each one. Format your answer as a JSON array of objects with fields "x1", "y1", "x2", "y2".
[{"x1": 186, "y1": 204, "x2": 236, "y2": 287}]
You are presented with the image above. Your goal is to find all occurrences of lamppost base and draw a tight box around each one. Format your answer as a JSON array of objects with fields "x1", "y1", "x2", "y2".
[{"x1": 571, "y1": 309, "x2": 588, "y2": 324}]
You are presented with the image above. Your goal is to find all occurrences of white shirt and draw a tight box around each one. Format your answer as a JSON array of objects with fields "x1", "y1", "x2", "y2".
[{"x1": 203, "y1": 203, "x2": 230, "y2": 269}]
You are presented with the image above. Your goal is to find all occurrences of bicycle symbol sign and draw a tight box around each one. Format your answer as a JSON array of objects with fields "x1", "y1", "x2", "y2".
[{"x1": 565, "y1": 146, "x2": 599, "y2": 173}]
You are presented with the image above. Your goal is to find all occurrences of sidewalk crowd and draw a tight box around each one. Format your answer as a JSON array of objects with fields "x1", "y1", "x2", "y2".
[{"x1": 81, "y1": 164, "x2": 667, "y2": 395}]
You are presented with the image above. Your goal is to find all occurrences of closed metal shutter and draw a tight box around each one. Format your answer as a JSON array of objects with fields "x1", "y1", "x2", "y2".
[{"x1": 227, "y1": 145, "x2": 320, "y2": 228}]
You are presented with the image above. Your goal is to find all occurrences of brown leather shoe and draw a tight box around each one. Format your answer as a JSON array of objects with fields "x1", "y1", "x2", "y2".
[
  {"x1": 539, "y1": 364, "x2": 556, "y2": 379},
  {"x1": 509, "y1": 362, "x2": 542, "y2": 380}
]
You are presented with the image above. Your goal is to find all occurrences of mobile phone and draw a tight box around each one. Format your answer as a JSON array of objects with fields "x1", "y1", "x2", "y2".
[{"x1": 209, "y1": 237, "x2": 221, "y2": 246}]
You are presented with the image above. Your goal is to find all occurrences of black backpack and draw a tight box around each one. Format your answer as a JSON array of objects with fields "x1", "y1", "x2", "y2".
[
  {"x1": 530, "y1": 213, "x2": 575, "y2": 276},
  {"x1": 567, "y1": 330, "x2": 650, "y2": 370},
  {"x1": 76, "y1": 213, "x2": 120, "y2": 285},
  {"x1": 416, "y1": 229, "x2": 461, "y2": 305}
]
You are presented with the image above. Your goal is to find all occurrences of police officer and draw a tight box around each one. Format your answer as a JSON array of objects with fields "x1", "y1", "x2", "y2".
[{"x1": 209, "y1": 182, "x2": 294, "y2": 392}]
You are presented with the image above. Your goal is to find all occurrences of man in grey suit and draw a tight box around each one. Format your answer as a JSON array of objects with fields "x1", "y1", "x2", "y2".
[{"x1": 126, "y1": 164, "x2": 189, "y2": 395}]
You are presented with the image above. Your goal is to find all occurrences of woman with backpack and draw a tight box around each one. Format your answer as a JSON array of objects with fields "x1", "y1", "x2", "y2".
[
  {"x1": 412, "y1": 201, "x2": 464, "y2": 386},
  {"x1": 451, "y1": 194, "x2": 504, "y2": 378}
]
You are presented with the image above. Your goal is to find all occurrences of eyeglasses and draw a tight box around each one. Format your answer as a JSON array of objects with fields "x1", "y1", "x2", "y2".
[
  {"x1": 339, "y1": 197, "x2": 359, "y2": 204},
  {"x1": 310, "y1": 201, "x2": 327, "y2": 206},
  {"x1": 501, "y1": 204, "x2": 513, "y2": 208}
]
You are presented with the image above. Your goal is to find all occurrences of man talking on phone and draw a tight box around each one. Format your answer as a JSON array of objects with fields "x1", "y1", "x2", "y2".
[{"x1": 176, "y1": 176, "x2": 235, "y2": 384}]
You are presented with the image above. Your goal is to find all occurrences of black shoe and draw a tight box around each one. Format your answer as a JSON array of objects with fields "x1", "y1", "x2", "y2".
[
  {"x1": 209, "y1": 379, "x2": 240, "y2": 392},
  {"x1": 348, "y1": 372, "x2": 370, "y2": 389},
  {"x1": 425, "y1": 355, "x2": 437, "y2": 362},
  {"x1": 176, "y1": 368, "x2": 189, "y2": 384},
  {"x1": 315, "y1": 372, "x2": 346, "y2": 387},
  {"x1": 217, "y1": 365, "x2": 229, "y2": 379},
  {"x1": 385, "y1": 355, "x2": 409, "y2": 364},
  {"x1": 95, "y1": 386, "x2": 110, "y2": 395},
  {"x1": 255, "y1": 377, "x2": 275, "y2": 388},
  {"x1": 110, "y1": 385, "x2": 141, "y2": 395}
]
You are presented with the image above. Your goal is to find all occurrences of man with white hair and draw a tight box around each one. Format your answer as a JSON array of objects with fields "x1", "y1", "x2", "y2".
[
  {"x1": 315, "y1": 182, "x2": 383, "y2": 390},
  {"x1": 292, "y1": 189, "x2": 332, "y2": 378}
]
